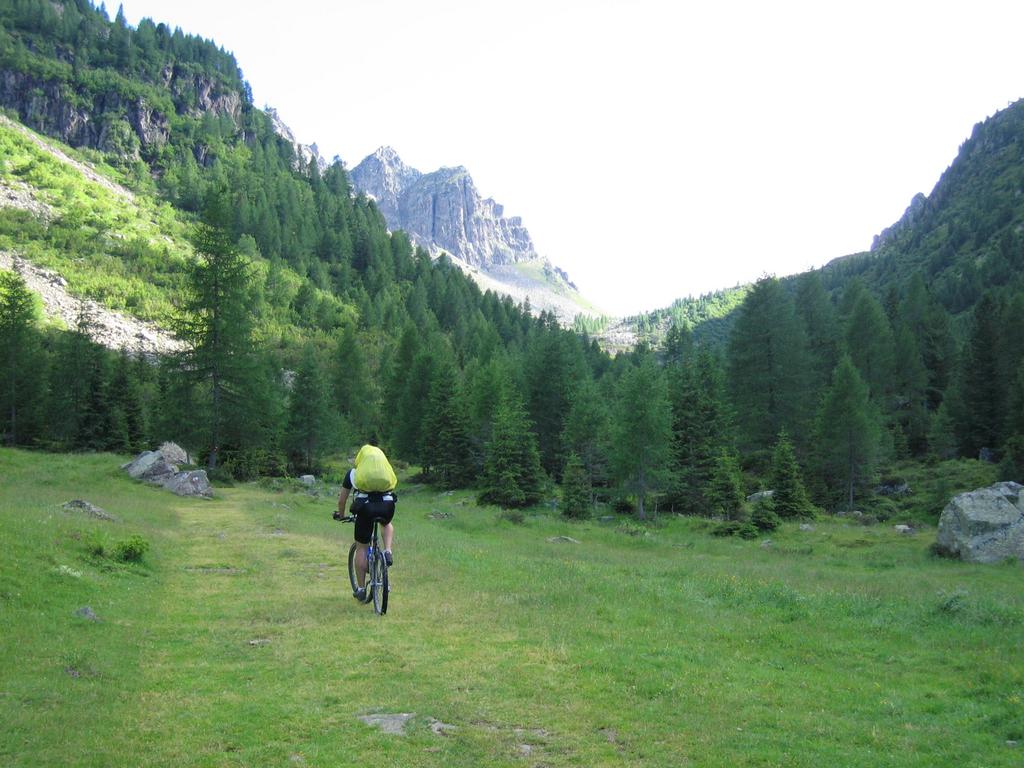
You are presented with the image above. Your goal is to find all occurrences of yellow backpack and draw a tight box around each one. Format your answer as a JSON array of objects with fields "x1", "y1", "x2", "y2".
[{"x1": 352, "y1": 444, "x2": 398, "y2": 492}]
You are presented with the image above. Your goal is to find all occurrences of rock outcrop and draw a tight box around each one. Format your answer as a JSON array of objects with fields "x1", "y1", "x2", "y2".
[
  {"x1": 122, "y1": 443, "x2": 212, "y2": 498},
  {"x1": 936, "y1": 482, "x2": 1024, "y2": 563},
  {"x1": 0, "y1": 67, "x2": 239, "y2": 160},
  {"x1": 350, "y1": 147, "x2": 538, "y2": 269}
]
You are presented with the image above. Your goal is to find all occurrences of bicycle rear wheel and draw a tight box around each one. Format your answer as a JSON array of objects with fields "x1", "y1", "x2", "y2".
[
  {"x1": 371, "y1": 551, "x2": 389, "y2": 615},
  {"x1": 348, "y1": 543, "x2": 371, "y2": 602}
]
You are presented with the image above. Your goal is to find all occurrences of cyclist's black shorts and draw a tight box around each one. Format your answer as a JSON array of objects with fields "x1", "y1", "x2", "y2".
[{"x1": 351, "y1": 492, "x2": 396, "y2": 544}]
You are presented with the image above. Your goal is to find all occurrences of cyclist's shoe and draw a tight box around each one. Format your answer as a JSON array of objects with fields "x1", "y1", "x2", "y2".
[
  {"x1": 384, "y1": 550, "x2": 394, "y2": 567},
  {"x1": 353, "y1": 587, "x2": 367, "y2": 602}
]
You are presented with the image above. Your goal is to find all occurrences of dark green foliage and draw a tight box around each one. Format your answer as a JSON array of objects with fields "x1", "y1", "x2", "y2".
[
  {"x1": 769, "y1": 431, "x2": 817, "y2": 519},
  {"x1": 844, "y1": 292, "x2": 896, "y2": 404},
  {"x1": 479, "y1": 393, "x2": 544, "y2": 509},
  {"x1": 112, "y1": 534, "x2": 149, "y2": 563},
  {"x1": 560, "y1": 376, "x2": 611, "y2": 501},
  {"x1": 751, "y1": 499, "x2": 781, "y2": 532},
  {"x1": 727, "y1": 277, "x2": 814, "y2": 461},
  {"x1": 665, "y1": 346, "x2": 733, "y2": 514},
  {"x1": 285, "y1": 343, "x2": 337, "y2": 473},
  {"x1": 816, "y1": 356, "x2": 882, "y2": 510},
  {"x1": 420, "y1": 358, "x2": 475, "y2": 489},
  {"x1": 955, "y1": 293, "x2": 1007, "y2": 457},
  {"x1": 610, "y1": 357, "x2": 672, "y2": 520},
  {"x1": 0, "y1": 269, "x2": 46, "y2": 445},
  {"x1": 173, "y1": 195, "x2": 280, "y2": 473},
  {"x1": 106, "y1": 349, "x2": 146, "y2": 454},
  {"x1": 706, "y1": 450, "x2": 745, "y2": 520},
  {"x1": 560, "y1": 452, "x2": 591, "y2": 518}
]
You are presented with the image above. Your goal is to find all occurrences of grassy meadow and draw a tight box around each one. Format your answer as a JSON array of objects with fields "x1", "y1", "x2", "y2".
[{"x1": 1, "y1": 448, "x2": 1022, "y2": 767}]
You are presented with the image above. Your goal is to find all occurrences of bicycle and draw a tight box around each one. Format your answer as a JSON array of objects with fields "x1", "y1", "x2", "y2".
[{"x1": 334, "y1": 512, "x2": 390, "y2": 615}]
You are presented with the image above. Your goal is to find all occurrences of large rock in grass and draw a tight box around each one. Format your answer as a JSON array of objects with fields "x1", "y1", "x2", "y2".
[
  {"x1": 162, "y1": 470, "x2": 212, "y2": 498},
  {"x1": 936, "y1": 482, "x2": 1024, "y2": 563},
  {"x1": 123, "y1": 445, "x2": 212, "y2": 499},
  {"x1": 123, "y1": 451, "x2": 177, "y2": 483}
]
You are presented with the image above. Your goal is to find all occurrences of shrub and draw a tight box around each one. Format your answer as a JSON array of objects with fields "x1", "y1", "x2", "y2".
[
  {"x1": 113, "y1": 535, "x2": 150, "y2": 563},
  {"x1": 751, "y1": 499, "x2": 781, "y2": 532}
]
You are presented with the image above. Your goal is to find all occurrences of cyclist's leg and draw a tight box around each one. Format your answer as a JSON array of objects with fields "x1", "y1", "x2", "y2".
[
  {"x1": 354, "y1": 541, "x2": 368, "y2": 587},
  {"x1": 382, "y1": 522, "x2": 394, "y2": 553}
]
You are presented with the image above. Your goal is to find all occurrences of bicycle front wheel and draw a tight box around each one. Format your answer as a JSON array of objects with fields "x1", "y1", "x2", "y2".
[{"x1": 371, "y1": 552, "x2": 389, "y2": 615}]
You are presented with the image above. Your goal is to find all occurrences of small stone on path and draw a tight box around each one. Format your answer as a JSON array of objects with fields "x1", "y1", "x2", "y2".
[
  {"x1": 547, "y1": 536, "x2": 580, "y2": 544},
  {"x1": 74, "y1": 606, "x2": 99, "y2": 621},
  {"x1": 248, "y1": 638, "x2": 271, "y2": 647},
  {"x1": 428, "y1": 718, "x2": 457, "y2": 735},
  {"x1": 358, "y1": 713, "x2": 415, "y2": 735},
  {"x1": 62, "y1": 499, "x2": 116, "y2": 522},
  {"x1": 799, "y1": 523, "x2": 815, "y2": 531}
]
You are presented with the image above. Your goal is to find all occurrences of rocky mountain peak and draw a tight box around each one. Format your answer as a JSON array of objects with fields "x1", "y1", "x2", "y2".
[
  {"x1": 349, "y1": 148, "x2": 537, "y2": 269},
  {"x1": 266, "y1": 107, "x2": 327, "y2": 173}
]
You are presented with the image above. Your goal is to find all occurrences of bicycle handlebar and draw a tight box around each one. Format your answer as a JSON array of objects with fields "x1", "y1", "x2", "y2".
[{"x1": 332, "y1": 512, "x2": 356, "y2": 523}]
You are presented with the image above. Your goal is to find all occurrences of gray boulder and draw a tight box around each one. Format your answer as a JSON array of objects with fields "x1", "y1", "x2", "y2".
[
  {"x1": 163, "y1": 470, "x2": 212, "y2": 498},
  {"x1": 746, "y1": 490, "x2": 774, "y2": 503},
  {"x1": 124, "y1": 451, "x2": 177, "y2": 482},
  {"x1": 936, "y1": 482, "x2": 1024, "y2": 563},
  {"x1": 158, "y1": 441, "x2": 191, "y2": 466}
]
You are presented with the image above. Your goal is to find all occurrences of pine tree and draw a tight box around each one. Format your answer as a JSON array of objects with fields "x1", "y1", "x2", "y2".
[
  {"x1": 957, "y1": 293, "x2": 1006, "y2": 457},
  {"x1": 844, "y1": 292, "x2": 896, "y2": 404},
  {"x1": 816, "y1": 356, "x2": 882, "y2": 511},
  {"x1": 769, "y1": 430, "x2": 817, "y2": 519},
  {"x1": 173, "y1": 193, "x2": 263, "y2": 471},
  {"x1": 611, "y1": 357, "x2": 672, "y2": 520},
  {"x1": 0, "y1": 270, "x2": 45, "y2": 446},
  {"x1": 561, "y1": 376, "x2": 611, "y2": 502},
  {"x1": 479, "y1": 392, "x2": 544, "y2": 508},
  {"x1": 285, "y1": 343, "x2": 337, "y2": 473},
  {"x1": 107, "y1": 349, "x2": 146, "y2": 454},
  {"x1": 421, "y1": 360, "x2": 475, "y2": 488},
  {"x1": 665, "y1": 346, "x2": 733, "y2": 514},
  {"x1": 561, "y1": 452, "x2": 591, "y2": 518},
  {"x1": 706, "y1": 450, "x2": 745, "y2": 520},
  {"x1": 727, "y1": 276, "x2": 814, "y2": 461}
]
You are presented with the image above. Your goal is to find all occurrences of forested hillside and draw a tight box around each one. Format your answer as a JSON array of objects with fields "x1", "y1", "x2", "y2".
[{"x1": 1, "y1": 0, "x2": 1022, "y2": 525}]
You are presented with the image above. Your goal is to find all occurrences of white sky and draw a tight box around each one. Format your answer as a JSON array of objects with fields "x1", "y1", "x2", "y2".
[{"x1": 121, "y1": 0, "x2": 1024, "y2": 316}]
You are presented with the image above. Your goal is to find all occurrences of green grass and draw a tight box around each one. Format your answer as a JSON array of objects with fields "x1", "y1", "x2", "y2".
[{"x1": 1, "y1": 448, "x2": 1022, "y2": 766}]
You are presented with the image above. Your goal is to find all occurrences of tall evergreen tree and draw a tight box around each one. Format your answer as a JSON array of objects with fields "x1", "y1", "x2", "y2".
[
  {"x1": 844, "y1": 292, "x2": 896, "y2": 404},
  {"x1": 173, "y1": 194, "x2": 264, "y2": 471},
  {"x1": 0, "y1": 270, "x2": 45, "y2": 446},
  {"x1": 665, "y1": 346, "x2": 733, "y2": 514},
  {"x1": 479, "y1": 392, "x2": 544, "y2": 508},
  {"x1": 769, "y1": 430, "x2": 817, "y2": 519},
  {"x1": 560, "y1": 452, "x2": 591, "y2": 518},
  {"x1": 561, "y1": 375, "x2": 611, "y2": 500},
  {"x1": 706, "y1": 449, "x2": 745, "y2": 520},
  {"x1": 420, "y1": 359, "x2": 475, "y2": 488},
  {"x1": 611, "y1": 357, "x2": 672, "y2": 520},
  {"x1": 816, "y1": 356, "x2": 882, "y2": 510},
  {"x1": 956, "y1": 292, "x2": 1005, "y2": 457},
  {"x1": 285, "y1": 343, "x2": 337, "y2": 473},
  {"x1": 727, "y1": 276, "x2": 814, "y2": 459}
]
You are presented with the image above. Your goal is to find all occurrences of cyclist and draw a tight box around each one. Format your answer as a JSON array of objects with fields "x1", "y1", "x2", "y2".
[{"x1": 334, "y1": 440, "x2": 397, "y2": 601}]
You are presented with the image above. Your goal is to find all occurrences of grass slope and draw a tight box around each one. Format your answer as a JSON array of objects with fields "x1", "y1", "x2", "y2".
[{"x1": 1, "y1": 449, "x2": 1022, "y2": 767}]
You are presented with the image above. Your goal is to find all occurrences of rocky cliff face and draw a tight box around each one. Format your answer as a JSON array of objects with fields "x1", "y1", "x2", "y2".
[
  {"x1": 350, "y1": 147, "x2": 538, "y2": 268},
  {"x1": 0, "y1": 65, "x2": 240, "y2": 159}
]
